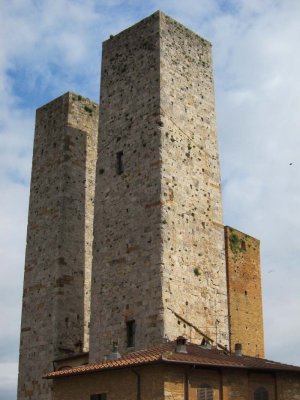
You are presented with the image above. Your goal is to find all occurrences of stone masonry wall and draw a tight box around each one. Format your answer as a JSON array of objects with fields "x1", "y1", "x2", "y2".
[
  {"x1": 159, "y1": 13, "x2": 229, "y2": 346},
  {"x1": 89, "y1": 11, "x2": 163, "y2": 361},
  {"x1": 67, "y1": 95, "x2": 99, "y2": 352},
  {"x1": 89, "y1": 11, "x2": 229, "y2": 361},
  {"x1": 53, "y1": 366, "x2": 165, "y2": 400},
  {"x1": 52, "y1": 364, "x2": 300, "y2": 400},
  {"x1": 277, "y1": 373, "x2": 300, "y2": 400},
  {"x1": 164, "y1": 366, "x2": 222, "y2": 400},
  {"x1": 225, "y1": 226, "x2": 264, "y2": 357},
  {"x1": 164, "y1": 366, "x2": 298, "y2": 400},
  {"x1": 223, "y1": 370, "x2": 276, "y2": 399},
  {"x1": 17, "y1": 92, "x2": 98, "y2": 400}
]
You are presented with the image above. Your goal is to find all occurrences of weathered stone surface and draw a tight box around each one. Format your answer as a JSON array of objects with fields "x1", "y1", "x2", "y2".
[
  {"x1": 53, "y1": 366, "x2": 165, "y2": 400},
  {"x1": 89, "y1": 11, "x2": 228, "y2": 362},
  {"x1": 89, "y1": 11, "x2": 163, "y2": 361},
  {"x1": 160, "y1": 12, "x2": 228, "y2": 347},
  {"x1": 17, "y1": 92, "x2": 98, "y2": 400},
  {"x1": 225, "y1": 226, "x2": 264, "y2": 357},
  {"x1": 277, "y1": 373, "x2": 300, "y2": 400}
]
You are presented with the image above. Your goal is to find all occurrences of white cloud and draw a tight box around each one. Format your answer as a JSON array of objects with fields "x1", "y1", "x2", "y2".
[
  {"x1": 213, "y1": 0, "x2": 300, "y2": 363},
  {"x1": 0, "y1": 362, "x2": 18, "y2": 396}
]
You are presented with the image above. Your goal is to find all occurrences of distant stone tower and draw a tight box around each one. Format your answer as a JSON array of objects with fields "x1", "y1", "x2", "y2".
[
  {"x1": 89, "y1": 11, "x2": 229, "y2": 361},
  {"x1": 225, "y1": 227, "x2": 264, "y2": 357},
  {"x1": 17, "y1": 93, "x2": 98, "y2": 399}
]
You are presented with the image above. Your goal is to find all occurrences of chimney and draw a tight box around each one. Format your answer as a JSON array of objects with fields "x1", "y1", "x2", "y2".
[
  {"x1": 107, "y1": 341, "x2": 121, "y2": 360},
  {"x1": 234, "y1": 343, "x2": 242, "y2": 356},
  {"x1": 200, "y1": 338, "x2": 212, "y2": 349},
  {"x1": 176, "y1": 336, "x2": 188, "y2": 353}
]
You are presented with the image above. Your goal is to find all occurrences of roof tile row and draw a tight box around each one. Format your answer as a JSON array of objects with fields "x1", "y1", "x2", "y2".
[{"x1": 46, "y1": 341, "x2": 300, "y2": 379}]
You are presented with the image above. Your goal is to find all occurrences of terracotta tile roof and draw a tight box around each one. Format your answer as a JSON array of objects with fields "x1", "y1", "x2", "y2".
[{"x1": 45, "y1": 341, "x2": 300, "y2": 379}]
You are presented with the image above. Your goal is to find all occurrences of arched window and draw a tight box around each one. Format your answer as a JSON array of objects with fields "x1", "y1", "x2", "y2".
[
  {"x1": 254, "y1": 387, "x2": 269, "y2": 400},
  {"x1": 198, "y1": 384, "x2": 213, "y2": 400}
]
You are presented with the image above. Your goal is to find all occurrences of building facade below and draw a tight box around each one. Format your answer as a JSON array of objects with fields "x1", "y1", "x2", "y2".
[{"x1": 48, "y1": 339, "x2": 300, "y2": 400}]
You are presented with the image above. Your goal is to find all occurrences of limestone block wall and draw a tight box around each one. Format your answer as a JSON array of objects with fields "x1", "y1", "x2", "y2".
[
  {"x1": 159, "y1": 13, "x2": 229, "y2": 346},
  {"x1": 17, "y1": 92, "x2": 98, "y2": 400},
  {"x1": 90, "y1": 11, "x2": 229, "y2": 361},
  {"x1": 68, "y1": 96, "x2": 99, "y2": 352},
  {"x1": 89, "y1": 12, "x2": 164, "y2": 361},
  {"x1": 225, "y1": 226, "x2": 264, "y2": 357}
]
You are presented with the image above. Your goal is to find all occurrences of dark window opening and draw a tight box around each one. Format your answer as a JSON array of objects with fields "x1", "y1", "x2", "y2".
[
  {"x1": 57, "y1": 365, "x2": 72, "y2": 371},
  {"x1": 116, "y1": 151, "x2": 124, "y2": 175},
  {"x1": 198, "y1": 384, "x2": 213, "y2": 400},
  {"x1": 90, "y1": 394, "x2": 107, "y2": 400},
  {"x1": 254, "y1": 387, "x2": 269, "y2": 400},
  {"x1": 241, "y1": 239, "x2": 246, "y2": 251},
  {"x1": 126, "y1": 320, "x2": 136, "y2": 348}
]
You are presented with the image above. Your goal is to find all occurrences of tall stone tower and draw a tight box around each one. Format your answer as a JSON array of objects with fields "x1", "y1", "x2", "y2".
[
  {"x1": 89, "y1": 11, "x2": 229, "y2": 361},
  {"x1": 17, "y1": 93, "x2": 98, "y2": 399}
]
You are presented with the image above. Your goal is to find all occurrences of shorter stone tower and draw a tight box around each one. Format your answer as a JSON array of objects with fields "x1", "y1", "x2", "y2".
[
  {"x1": 17, "y1": 93, "x2": 98, "y2": 400},
  {"x1": 225, "y1": 226, "x2": 264, "y2": 357}
]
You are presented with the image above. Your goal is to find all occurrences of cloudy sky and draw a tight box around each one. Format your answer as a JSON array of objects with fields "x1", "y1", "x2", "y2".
[{"x1": 1, "y1": 0, "x2": 300, "y2": 398}]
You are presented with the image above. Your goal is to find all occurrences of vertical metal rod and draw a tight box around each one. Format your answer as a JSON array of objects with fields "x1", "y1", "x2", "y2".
[
  {"x1": 184, "y1": 369, "x2": 189, "y2": 400},
  {"x1": 132, "y1": 369, "x2": 141, "y2": 400},
  {"x1": 274, "y1": 372, "x2": 278, "y2": 400},
  {"x1": 219, "y1": 369, "x2": 224, "y2": 400}
]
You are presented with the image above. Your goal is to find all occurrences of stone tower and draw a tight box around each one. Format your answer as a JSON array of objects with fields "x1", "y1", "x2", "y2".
[
  {"x1": 17, "y1": 93, "x2": 98, "y2": 399},
  {"x1": 89, "y1": 11, "x2": 229, "y2": 361},
  {"x1": 225, "y1": 227, "x2": 264, "y2": 357},
  {"x1": 18, "y1": 11, "x2": 266, "y2": 400}
]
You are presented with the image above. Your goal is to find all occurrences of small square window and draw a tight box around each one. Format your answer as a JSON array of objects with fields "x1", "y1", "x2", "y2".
[{"x1": 241, "y1": 239, "x2": 246, "y2": 251}]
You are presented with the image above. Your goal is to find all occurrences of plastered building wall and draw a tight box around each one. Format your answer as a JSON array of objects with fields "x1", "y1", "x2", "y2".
[
  {"x1": 225, "y1": 226, "x2": 264, "y2": 357},
  {"x1": 17, "y1": 92, "x2": 98, "y2": 400},
  {"x1": 89, "y1": 11, "x2": 228, "y2": 362}
]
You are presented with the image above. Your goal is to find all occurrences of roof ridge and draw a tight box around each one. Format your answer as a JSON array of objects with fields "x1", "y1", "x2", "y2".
[{"x1": 45, "y1": 341, "x2": 300, "y2": 379}]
